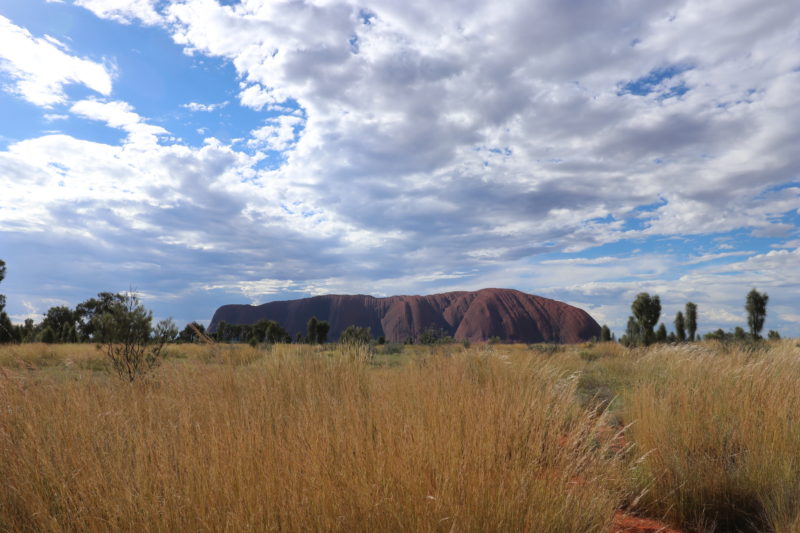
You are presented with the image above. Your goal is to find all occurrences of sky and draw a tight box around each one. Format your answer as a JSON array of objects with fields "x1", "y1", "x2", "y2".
[{"x1": 0, "y1": 0, "x2": 798, "y2": 337}]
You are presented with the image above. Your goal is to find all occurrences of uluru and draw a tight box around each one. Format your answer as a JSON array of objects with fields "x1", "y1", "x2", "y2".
[{"x1": 209, "y1": 288, "x2": 600, "y2": 343}]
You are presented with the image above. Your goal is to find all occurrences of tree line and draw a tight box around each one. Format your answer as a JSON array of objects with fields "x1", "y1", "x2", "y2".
[
  {"x1": 609, "y1": 288, "x2": 778, "y2": 347},
  {"x1": 0, "y1": 259, "x2": 786, "y2": 346}
]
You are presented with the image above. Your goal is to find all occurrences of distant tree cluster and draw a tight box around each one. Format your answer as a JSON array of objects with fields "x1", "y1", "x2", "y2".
[
  {"x1": 619, "y1": 294, "x2": 701, "y2": 347},
  {"x1": 702, "y1": 288, "x2": 774, "y2": 342},
  {"x1": 214, "y1": 320, "x2": 292, "y2": 345}
]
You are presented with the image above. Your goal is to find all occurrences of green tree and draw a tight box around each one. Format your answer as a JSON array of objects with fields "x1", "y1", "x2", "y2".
[
  {"x1": 734, "y1": 326, "x2": 747, "y2": 341},
  {"x1": 656, "y1": 323, "x2": 667, "y2": 343},
  {"x1": 315, "y1": 321, "x2": 330, "y2": 344},
  {"x1": 40, "y1": 306, "x2": 78, "y2": 343},
  {"x1": 339, "y1": 325, "x2": 372, "y2": 345},
  {"x1": 745, "y1": 288, "x2": 769, "y2": 340},
  {"x1": 96, "y1": 292, "x2": 177, "y2": 381},
  {"x1": 306, "y1": 316, "x2": 318, "y2": 343},
  {"x1": 674, "y1": 311, "x2": 686, "y2": 342},
  {"x1": 75, "y1": 292, "x2": 127, "y2": 341},
  {"x1": 685, "y1": 302, "x2": 698, "y2": 341},
  {"x1": 622, "y1": 316, "x2": 639, "y2": 346},
  {"x1": 631, "y1": 293, "x2": 661, "y2": 346},
  {"x1": 178, "y1": 322, "x2": 206, "y2": 343},
  {"x1": 40, "y1": 326, "x2": 56, "y2": 344},
  {"x1": 0, "y1": 259, "x2": 5, "y2": 313},
  {"x1": 767, "y1": 330, "x2": 781, "y2": 340},
  {"x1": 600, "y1": 324, "x2": 612, "y2": 342},
  {"x1": 0, "y1": 259, "x2": 13, "y2": 343}
]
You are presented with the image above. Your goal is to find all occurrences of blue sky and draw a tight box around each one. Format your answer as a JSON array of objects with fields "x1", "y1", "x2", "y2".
[{"x1": 1, "y1": 0, "x2": 799, "y2": 337}]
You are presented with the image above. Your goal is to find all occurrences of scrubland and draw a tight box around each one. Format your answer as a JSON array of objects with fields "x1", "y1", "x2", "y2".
[{"x1": 0, "y1": 340, "x2": 798, "y2": 532}]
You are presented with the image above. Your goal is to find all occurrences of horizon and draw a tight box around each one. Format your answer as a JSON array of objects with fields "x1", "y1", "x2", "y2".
[{"x1": 1, "y1": 0, "x2": 798, "y2": 338}]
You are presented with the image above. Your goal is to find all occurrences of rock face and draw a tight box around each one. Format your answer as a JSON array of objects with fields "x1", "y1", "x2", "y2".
[{"x1": 209, "y1": 288, "x2": 600, "y2": 344}]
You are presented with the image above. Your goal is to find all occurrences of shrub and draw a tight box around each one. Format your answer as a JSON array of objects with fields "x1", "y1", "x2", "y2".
[{"x1": 96, "y1": 293, "x2": 177, "y2": 382}]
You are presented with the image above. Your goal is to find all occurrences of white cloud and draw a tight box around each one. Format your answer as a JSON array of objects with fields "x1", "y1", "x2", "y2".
[
  {"x1": 74, "y1": 0, "x2": 164, "y2": 26},
  {"x1": 541, "y1": 256, "x2": 619, "y2": 266},
  {"x1": 248, "y1": 115, "x2": 304, "y2": 151},
  {"x1": 0, "y1": 15, "x2": 112, "y2": 106},
  {"x1": 69, "y1": 99, "x2": 168, "y2": 142},
  {"x1": 1, "y1": 0, "x2": 799, "y2": 334},
  {"x1": 684, "y1": 251, "x2": 754, "y2": 265},
  {"x1": 182, "y1": 101, "x2": 228, "y2": 112}
]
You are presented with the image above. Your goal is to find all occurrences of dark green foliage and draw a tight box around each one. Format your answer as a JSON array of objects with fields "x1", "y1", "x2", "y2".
[
  {"x1": 97, "y1": 292, "x2": 178, "y2": 382},
  {"x1": 381, "y1": 342, "x2": 404, "y2": 355},
  {"x1": 656, "y1": 323, "x2": 667, "y2": 343},
  {"x1": 0, "y1": 259, "x2": 5, "y2": 314},
  {"x1": 667, "y1": 331, "x2": 677, "y2": 343},
  {"x1": 488, "y1": 336, "x2": 502, "y2": 345},
  {"x1": 685, "y1": 302, "x2": 698, "y2": 341},
  {"x1": 600, "y1": 324, "x2": 612, "y2": 342},
  {"x1": 40, "y1": 326, "x2": 56, "y2": 344},
  {"x1": 734, "y1": 326, "x2": 747, "y2": 341},
  {"x1": 306, "y1": 316, "x2": 330, "y2": 344},
  {"x1": 178, "y1": 322, "x2": 206, "y2": 343},
  {"x1": 339, "y1": 325, "x2": 372, "y2": 345},
  {"x1": 704, "y1": 328, "x2": 729, "y2": 341},
  {"x1": 417, "y1": 326, "x2": 454, "y2": 345},
  {"x1": 767, "y1": 330, "x2": 781, "y2": 340},
  {"x1": 0, "y1": 311, "x2": 14, "y2": 343},
  {"x1": 745, "y1": 288, "x2": 768, "y2": 340},
  {"x1": 674, "y1": 311, "x2": 686, "y2": 341},
  {"x1": 307, "y1": 317, "x2": 318, "y2": 342},
  {"x1": 631, "y1": 293, "x2": 661, "y2": 346},
  {"x1": 75, "y1": 292, "x2": 127, "y2": 341},
  {"x1": 620, "y1": 316, "x2": 638, "y2": 347}
]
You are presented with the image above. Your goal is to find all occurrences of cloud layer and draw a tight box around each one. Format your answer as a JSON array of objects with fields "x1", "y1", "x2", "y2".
[{"x1": 0, "y1": 0, "x2": 798, "y2": 335}]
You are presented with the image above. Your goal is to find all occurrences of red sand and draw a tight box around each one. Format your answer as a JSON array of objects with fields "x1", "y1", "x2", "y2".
[{"x1": 611, "y1": 511, "x2": 684, "y2": 533}]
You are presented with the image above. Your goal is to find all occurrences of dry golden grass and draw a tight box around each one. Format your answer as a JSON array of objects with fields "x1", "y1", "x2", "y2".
[
  {"x1": 0, "y1": 344, "x2": 622, "y2": 533},
  {"x1": 2, "y1": 339, "x2": 798, "y2": 532},
  {"x1": 626, "y1": 340, "x2": 800, "y2": 533}
]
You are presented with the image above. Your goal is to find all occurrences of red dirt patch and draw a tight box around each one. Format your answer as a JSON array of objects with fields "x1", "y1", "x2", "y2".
[{"x1": 611, "y1": 511, "x2": 684, "y2": 533}]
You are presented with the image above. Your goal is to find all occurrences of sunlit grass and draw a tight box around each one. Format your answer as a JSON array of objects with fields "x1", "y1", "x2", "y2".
[{"x1": 1, "y1": 339, "x2": 798, "y2": 532}]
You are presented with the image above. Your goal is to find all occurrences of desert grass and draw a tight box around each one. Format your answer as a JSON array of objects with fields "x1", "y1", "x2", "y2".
[
  {"x1": 2, "y1": 339, "x2": 799, "y2": 532},
  {"x1": 626, "y1": 340, "x2": 800, "y2": 532},
  {"x1": 0, "y1": 344, "x2": 621, "y2": 533}
]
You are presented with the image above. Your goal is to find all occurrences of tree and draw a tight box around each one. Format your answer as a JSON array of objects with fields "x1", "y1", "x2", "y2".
[
  {"x1": 306, "y1": 316, "x2": 318, "y2": 343},
  {"x1": 768, "y1": 330, "x2": 781, "y2": 340},
  {"x1": 0, "y1": 259, "x2": 12, "y2": 343},
  {"x1": 75, "y1": 292, "x2": 127, "y2": 341},
  {"x1": 685, "y1": 302, "x2": 698, "y2": 341},
  {"x1": 0, "y1": 259, "x2": 6, "y2": 313},
  {"x1": 178, "y1": 322, "x2": 206, "y2": 343},
  {"x1": 674, "y1": 311, "x2": 686, "y2": 342},
  {"x1": 339, "y1": 325, "x2": 372, "y2": 345},
  {"x1": 315, "y1": 321, "x2": 330, "y2": 344},
  {"x1": 631, "y1": 293, "x2": 661, "y2": 346},
  {"x1": 96, "y1": 292, "x2": 177, "y2": 382},
  {"x1": 734, "y1": 326, "x2": 747, "y2": 341},
  {"x1": 600, "y1": 324, "x2": 612, "y2": 342},
  {"x1": 41, "y1": 306, "x2": 78, "y2": 342},
  {"x1": 656, "y1": 323, "x2": 667, "y2": 343},
  {"x1": 621, "y1": 316, "x2": 640, "y2": 346},
  {"x1": 305, "y1": 317, "x2": 330, "y2": 344},
  {"x1": 745, "y1": 289, "x2": 768, "y2": 340}
]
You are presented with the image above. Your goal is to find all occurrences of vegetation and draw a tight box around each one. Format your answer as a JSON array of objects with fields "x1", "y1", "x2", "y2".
[
  {"x1": 97, "y1": 292, "x2": 178, "y2": 381},
  {"x1": 746, "y1": 288, "x2": 769, "y2": 340},
  {"x1": 685, "y1": 301, "x2": 698, "y2": 341},
  {"x1": 674, "y1": 310, "x2": 686, "y2": 341},
  {"x1": 629, "y1": 292, "x2": 661, "y2": 345},
  {"x1": 1, "y1": 340, "x2": 799, "y2": 532},
  {"x1": 306, "y1": 316, "x2": 331, "y2": 344},
  {"x1": 339, "y1": 325, "x2": 372, "y2": 345}
]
